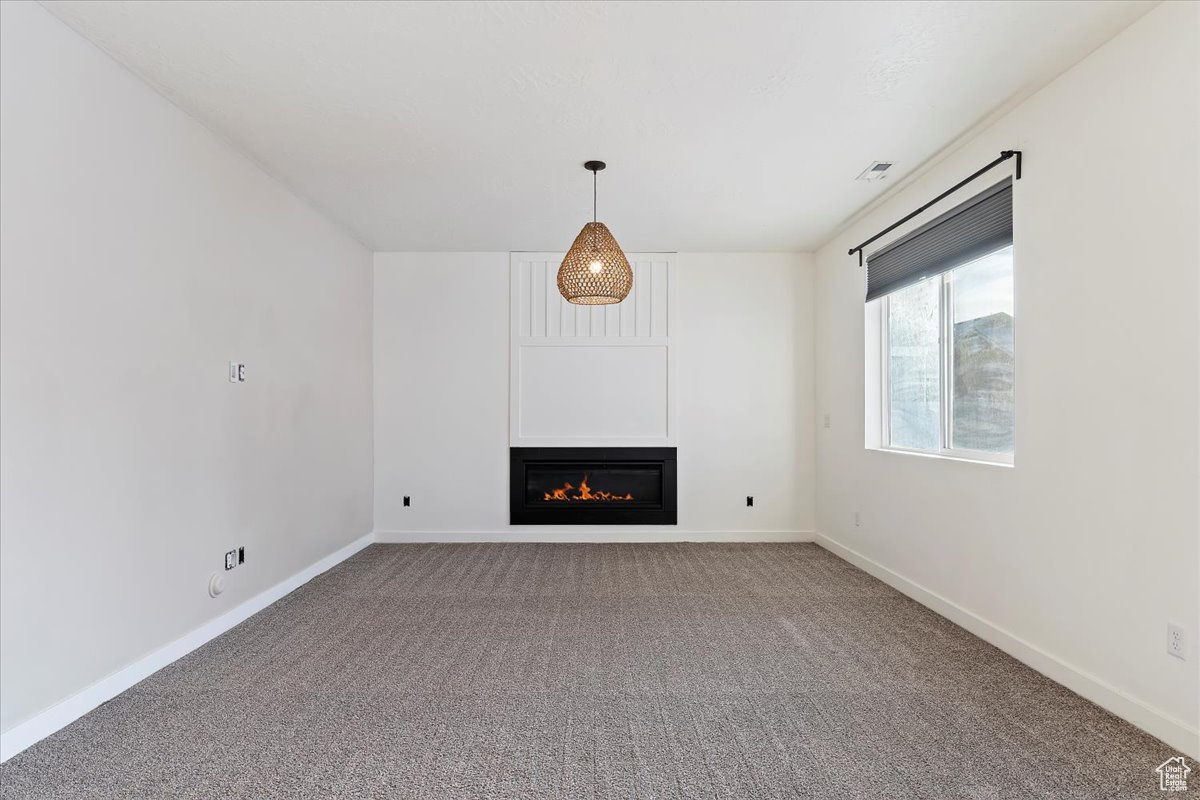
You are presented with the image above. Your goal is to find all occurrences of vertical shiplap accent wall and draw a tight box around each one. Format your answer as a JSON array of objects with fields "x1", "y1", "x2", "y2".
[
  {"x1": 514, "y1": 255, "x2": 670, "y2": 340},
  {"x1": 374, "y1": 251, "x2": 814, "y2": 539},
  {"x1": 509, "y1": 253, "x2": 676, "y2": 447}
]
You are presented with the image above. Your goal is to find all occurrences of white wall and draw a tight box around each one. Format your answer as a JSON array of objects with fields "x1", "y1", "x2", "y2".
[
  {"x1": 813, "y1": 0, "x2": 1198, "y2": 755},
  {"x1": 0, "y1": 0, "x2": 373, "y2": 738},
  {"x1": 374, "y1": 252, "x2": 814, "y2": 540}
]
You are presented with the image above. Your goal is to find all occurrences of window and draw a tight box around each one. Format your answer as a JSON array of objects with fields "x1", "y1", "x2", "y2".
[
  {"x1": 881, "y1": 245, "x2": 1013, "y2": 462},
  {"x1": 864, "y1": 176, "x2": 1013, "y2": 463}
]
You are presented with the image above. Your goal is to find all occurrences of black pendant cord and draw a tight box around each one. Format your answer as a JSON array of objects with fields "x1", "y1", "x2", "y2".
[
  {"x1": 848, "y1": 150, "x2": 1022, "y2": 267},
  {"x1": 582, "y1": 160, "x2": 607, "y2": 254}
]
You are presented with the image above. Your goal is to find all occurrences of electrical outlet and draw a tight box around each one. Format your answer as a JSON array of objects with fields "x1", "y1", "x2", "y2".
[
  {"x1": 403, "y1": 496, "x2": 411, "y2": 507},
  {"x1": 854, "y1": 511, "x2": 862, "y2": 527},
  {"x1": 224, "y1": 550, "x2": 237, "y2": 570},
  {"x1": 1168, "y1": 623, "x2": 1185, "y2": 660},
  {"x1": 228, "y1": 361, "x2": 246, "y2": 383},
  {"x1": 746, "y1": 496, "x2": 754, "y2": 507}
]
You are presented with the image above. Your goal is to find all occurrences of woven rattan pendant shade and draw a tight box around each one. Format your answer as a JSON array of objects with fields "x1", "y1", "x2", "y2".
[
  {"x1": 558, "y1": 222, "x2": 633, "y2": 305},
  {"x1": 557, "y1": 160, "x2": 632, "y2": 305}
]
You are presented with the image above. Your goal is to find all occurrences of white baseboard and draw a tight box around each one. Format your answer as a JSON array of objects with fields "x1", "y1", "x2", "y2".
[
  {"x1": 0, "y1": 531, "x2": 375, "y2": 763},
  {"x1": 815, "y1": 533, "x2": 1200, "y2": 759},
  {"x1": 373, "y1": 529, "x2": 815, "y2": 544}
]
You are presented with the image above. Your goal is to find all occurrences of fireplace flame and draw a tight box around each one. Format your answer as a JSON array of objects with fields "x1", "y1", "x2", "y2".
[{"x1": 543, "y1": 475, "x2": 633, "y2": 502}]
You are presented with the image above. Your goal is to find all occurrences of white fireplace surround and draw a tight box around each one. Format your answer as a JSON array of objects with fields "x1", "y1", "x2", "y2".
[
  {"x1": 509, "y1": 253, "x2": 677, "y2": 448},
  {"x1": 372, "y1": 251, "x2": 815, "y2": 540}
]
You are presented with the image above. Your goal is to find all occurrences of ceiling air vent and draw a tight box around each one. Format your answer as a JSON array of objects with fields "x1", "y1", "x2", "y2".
[{"x1": 856, "y1": 161, "x2": 894, "y2": 182}]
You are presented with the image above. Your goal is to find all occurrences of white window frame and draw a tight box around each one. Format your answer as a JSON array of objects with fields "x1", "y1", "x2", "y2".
[{"x1": 878, "y1": 251, "x2": 1014, "y2": 466}]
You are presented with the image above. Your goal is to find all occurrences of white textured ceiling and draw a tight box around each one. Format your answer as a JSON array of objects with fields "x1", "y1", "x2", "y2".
[{"x1": 42, "y1": 0, "x2": 1151, "y2": 252}]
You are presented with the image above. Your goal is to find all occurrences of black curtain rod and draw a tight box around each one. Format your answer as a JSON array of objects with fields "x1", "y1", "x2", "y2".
[{"x1": 848, "y1": 150, "x2": 1022, "y2": 266}]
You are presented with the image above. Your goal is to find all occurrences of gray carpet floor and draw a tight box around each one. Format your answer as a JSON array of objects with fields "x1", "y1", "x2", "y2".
[{"x1": 0, "y1": 543, "x2": 1182, "y2": 798}]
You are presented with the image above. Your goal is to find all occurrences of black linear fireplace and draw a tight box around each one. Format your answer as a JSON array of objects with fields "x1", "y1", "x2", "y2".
[{"x1": 510, "y1": 447, "x2": 677, "y2": 525}]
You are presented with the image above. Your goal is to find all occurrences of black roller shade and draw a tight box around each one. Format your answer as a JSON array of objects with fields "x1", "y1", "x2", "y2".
[{"x1": 865, "y1": 177, "x2": 1012, "y2": 302}]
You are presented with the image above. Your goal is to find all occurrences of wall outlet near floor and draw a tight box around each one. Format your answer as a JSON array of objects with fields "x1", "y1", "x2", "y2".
[
  {"x1": 224, "y1": 547, "x2": 246, "y2": 570},
  {"x1": 1167, "y1": 623, "x2": 1185, "y2": 659},
  {"x1": 228, "y1": 361, "x2": 246, "y2": 383}
]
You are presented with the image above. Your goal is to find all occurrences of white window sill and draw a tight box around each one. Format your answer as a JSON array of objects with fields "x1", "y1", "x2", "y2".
[{"x1": 867, "y1": 446, "x2": 1014, "y2": 468}]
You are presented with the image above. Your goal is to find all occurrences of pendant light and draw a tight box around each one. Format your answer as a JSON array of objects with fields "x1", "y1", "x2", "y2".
[{"x1": 557, "y1": 160, "x2": 633, "y2": 305}]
